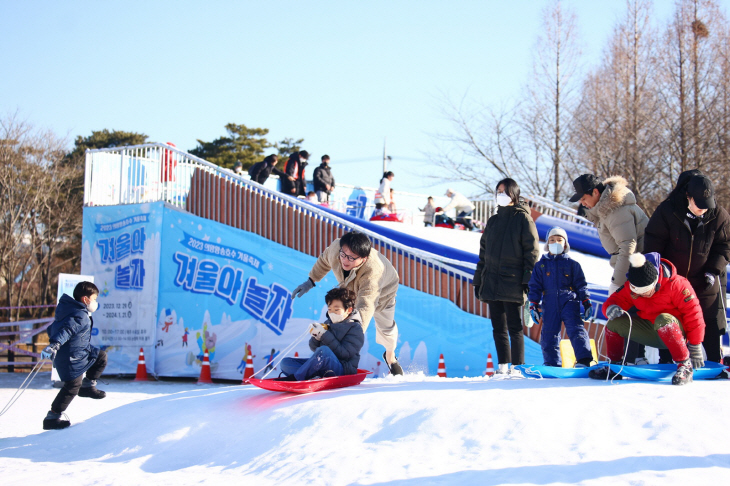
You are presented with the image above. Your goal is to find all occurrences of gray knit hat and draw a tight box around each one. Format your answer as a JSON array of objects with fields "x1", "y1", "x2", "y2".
[{"x1": 544, "y1": 226, "x2": 570, "y2": 253}]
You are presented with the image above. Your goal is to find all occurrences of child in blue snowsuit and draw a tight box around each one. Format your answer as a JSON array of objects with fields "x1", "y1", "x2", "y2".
[
  {"x1": 277, "y1": 287, "x2": 364, "y2": 381},
  {"x1": 528, "y1": 227, "x2": 594, "y2": 367}
]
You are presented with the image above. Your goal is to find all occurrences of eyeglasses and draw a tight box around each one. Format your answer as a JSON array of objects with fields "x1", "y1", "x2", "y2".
[{"x1": 339, "y1": 250, "x2": 360, "y2": 262}]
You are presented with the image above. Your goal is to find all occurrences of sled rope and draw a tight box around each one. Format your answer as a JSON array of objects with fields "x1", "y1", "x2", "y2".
[
  {"x1": 252, "y1": 324, "x2": 314, "y2": 380},
  {"x1": 607, "y1": 310, "x2": 633, "y2": 384},
  {"x1": 0, "y1": 358, "x2": 48, "y2": 418}
]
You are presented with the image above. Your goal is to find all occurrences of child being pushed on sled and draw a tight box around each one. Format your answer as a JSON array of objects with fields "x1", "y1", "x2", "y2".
[
  {"x1": 277, "y1": 288, "x2": 364, "y2": 381},
  {"x1": 528, "y1": 227, "x2": 595, "y2": 368}
]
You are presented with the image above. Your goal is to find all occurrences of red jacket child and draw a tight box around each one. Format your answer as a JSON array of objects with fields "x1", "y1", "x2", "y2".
[{"x1": 604, "y1": 255, "x2": 705, "y2": 346}]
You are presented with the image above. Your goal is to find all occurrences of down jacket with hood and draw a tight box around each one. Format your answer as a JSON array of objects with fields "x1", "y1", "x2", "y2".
[
  {"x1": 584, "y1": 176, "x2": 649, "y2": 287},
  {"x1": 309, "y1": 309, "x2": 365, "y2": 375},
  {"x1": 474, "y1": 201, "x2": 540, "y2": 304},
  {"x1": 644, "y1": 171, "x2": 730, "y2": 339},
  {"x1": 48, "y1": 294, "x2": 100, "y2": 382},
  {"x1": 309, "y1": 239, "x2": 399, "y2": 329},
  {"x1": 603, "y1": 253, "x2": 705, "y2": 346}
]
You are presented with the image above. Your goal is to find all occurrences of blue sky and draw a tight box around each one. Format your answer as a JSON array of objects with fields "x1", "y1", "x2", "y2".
[{"x1": 1, "y1": 0, "x2": 708, "y2": 198}]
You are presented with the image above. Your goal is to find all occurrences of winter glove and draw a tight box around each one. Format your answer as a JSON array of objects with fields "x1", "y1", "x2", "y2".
[
  {"x1": 529, "y1": 302, "x2": 542, "y2": 326},
  {"x1": 704, "y1": 273, "x2": 716, "y2": 291},
  {"x1": 582, "y1": 300, "x2": 593, "y2": 321},
  {"x1": 605, "y1": 305, "x2": 624, "y2": 320},
  {"x1": 688, "y1": 343, "x2": 705, "y2": 369},
  {"x1": 310, "y1": 322, "x2": 326, "y2": 341},
  {"x1": 473, "y1": 285, "x2": 480, "y2": 300},
  {"x1": 41, "y1": 343, "x2": 60, "y2": 361},
  {"x1": 292, "y1": 278, "x2": 315, "y2": 299}
]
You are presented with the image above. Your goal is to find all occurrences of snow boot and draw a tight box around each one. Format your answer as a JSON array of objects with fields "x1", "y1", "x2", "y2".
[
  {"x1": 605, "y1": 328, "x2": 626, "y2": 363},
  {"x1": 656, "y1": 317, "x2": 690, "y2": 362},
  {"x1": 382, "y1": 352, "x2": 404, "y2": 376},
  {"x1": 495, "y1": 363, "x2": 510, "y2": 375},
  {"x1": 508, "y1": 366, "x2": 523, "y2": 378},
  {"x1": 588, "y1": 366, "x2": 622, "y2": 380},
  {"x1": 78, "y1": 379, "x2": 106, "y2": 399},
  {"x1": 672, "y1": 359, "x2": 693, "y2": 386},
  {"x1": 575, "y1": 357, "x2": 594, "y2": 368},
  {"x1": 43, "y1": 410, "x2": 70, "y2": 430}
]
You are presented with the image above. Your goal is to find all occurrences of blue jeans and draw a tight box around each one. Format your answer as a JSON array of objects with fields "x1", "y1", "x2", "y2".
[{"x1": 280, "y1": 346, "x2": 344, "y2": 381}]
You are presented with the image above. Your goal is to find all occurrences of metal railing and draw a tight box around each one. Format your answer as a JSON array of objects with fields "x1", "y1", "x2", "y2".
[
  {"x1": 85, "y1": 144, "x2": 490, "y2": 318},
  {"x1": 473, "y1": 194, "x2": 593, "y2": 227},
  {"x1": 84, "y1": 144, "x2": 612, "y2": 344}
]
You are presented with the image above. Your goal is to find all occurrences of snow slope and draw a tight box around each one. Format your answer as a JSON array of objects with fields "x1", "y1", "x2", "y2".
[{"x1": 1, "y1": 373, "x2": 728, "y2": 485}]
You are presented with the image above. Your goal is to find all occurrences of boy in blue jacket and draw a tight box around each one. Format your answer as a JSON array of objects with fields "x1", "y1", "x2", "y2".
[
  {"x1": 41, "y1": 281, "x2": 107, "y2": 430},
  {"x1": 278, "y1": 288, "x2": 365, "y2": 381},
  {"x1": 528, "y1": 227, "x2": 594, "y2": 367}
]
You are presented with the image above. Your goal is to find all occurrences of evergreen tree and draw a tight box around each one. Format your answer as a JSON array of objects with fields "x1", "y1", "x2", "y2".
[
  {"x1": 66, "y1": 129, "x2": 149, "y2": 166},
  {"x1": 189, "y1": 123, "x2": 271, "y2": 170}
]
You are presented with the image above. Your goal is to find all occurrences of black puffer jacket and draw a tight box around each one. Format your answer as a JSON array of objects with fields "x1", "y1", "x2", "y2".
[
  {"x1": 644, "y1": 177, "x2": 730, "y2": 331},
  {"x1": 473, "y1": 202, "x2": 540, "y2": 304},
  {"x1": 313, "y1": 163, "x2": 335, "y2": 194},
  {"x1": 248, "y1": 161, "x2": 287, "y2": 185},
  {"x1": 309, "y1": 309, "x2": 365, "y2": 375}
]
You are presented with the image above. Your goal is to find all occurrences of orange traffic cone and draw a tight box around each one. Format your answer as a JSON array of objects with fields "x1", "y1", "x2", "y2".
[
  {"x1": 197, "y1": 351, "x2": 213, "y2": 384},
  {"x1": 437, "y1": 353, "x2": 446, "y2": 378},
  {"x1": 242, "y1": 352, "x2": 255, "y2": 384},
  {"x1": 485, "y1": 353, "x2": 495, "y2": 377},
  {"x1": 133, "y1": 347, "x2": 148, "y2": 381}
]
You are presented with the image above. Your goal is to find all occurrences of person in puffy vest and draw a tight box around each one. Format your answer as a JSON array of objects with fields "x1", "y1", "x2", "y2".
[
  {"x1": 280, "y1": 150, "x2": 309, "y2": 196},
  {"x1": 528, "y1": 227, "x2": 593, "y2": 367},
  {"x1": 40, "y1": 281, "x2": 107, "y2": 430},
  {"x1": 590, "y1": 252, "x2": 706, "y2": 385},
  {"x1": 278, "y1": 288, "x2": 364, "y2": 380}
]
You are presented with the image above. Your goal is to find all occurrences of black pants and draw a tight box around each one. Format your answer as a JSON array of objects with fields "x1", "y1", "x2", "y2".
[
  {"x1": 488, "y1": 301, "x2": 524, "y2": 365},
  {"x1": 51, "y1": 350, "x2": 107, "y2": 413}
]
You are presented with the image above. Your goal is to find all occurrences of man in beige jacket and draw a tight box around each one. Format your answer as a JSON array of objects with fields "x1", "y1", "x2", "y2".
[{"x1": 292, "y1": 231, "x2": 403, "y2": 375}]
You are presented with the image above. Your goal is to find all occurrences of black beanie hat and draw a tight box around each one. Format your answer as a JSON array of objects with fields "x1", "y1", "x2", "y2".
[{"x1": 627, "y1": 253, "x2": 658, "y2": 289}]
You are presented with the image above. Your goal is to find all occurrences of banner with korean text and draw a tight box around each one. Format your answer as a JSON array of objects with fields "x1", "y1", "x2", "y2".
[{"x1": 81, "y1": 202, "x2": 163, "y2": 373}]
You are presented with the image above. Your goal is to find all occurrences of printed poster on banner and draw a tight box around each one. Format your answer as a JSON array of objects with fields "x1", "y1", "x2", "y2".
[
  {"x1": 80, "y1": 202, "x2": 162, "y2": 373},
  {"x1": 155, "y1": 206, "x2": 334, "y2": 380}
]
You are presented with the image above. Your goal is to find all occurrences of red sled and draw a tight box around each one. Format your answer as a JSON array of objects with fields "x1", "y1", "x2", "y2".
[
  {"x1": 248, "y1": 369, "x2": 371, "y2": 394},
  {"x1": 369, "y1": 213, "x2": 402, "y2": 223}
]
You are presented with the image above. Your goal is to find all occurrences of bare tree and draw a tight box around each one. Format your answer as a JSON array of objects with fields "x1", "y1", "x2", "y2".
[
  {"x1": 573, "y1": 0, "x2": 663, "y2": 211},
  {"x1": 429, "y1": 1, "x2": 582, "y2": 201}
]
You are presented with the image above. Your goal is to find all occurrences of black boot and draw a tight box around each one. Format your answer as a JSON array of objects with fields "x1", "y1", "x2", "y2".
[
  {"x1": 575, "y1": 357, "x2": 594, "y2": 368},
  {"x1": 672, "y1": 360, "x2": 693, "y2": 386},
  {"x1": 588, "y1": 366, "x2": 622, "y2": 380},
  {"x1": 43, "y1": 410, "x2": 70, "y2": 430},
  {"x1": 273, "y1": 375, "x2": 297, "y2": 382},
  {"x1": 78, "y1": 378, "x2": 106, "y2": 399}
]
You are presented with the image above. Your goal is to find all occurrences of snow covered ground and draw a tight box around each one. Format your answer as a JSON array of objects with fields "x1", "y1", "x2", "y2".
[{"x1": 1, "y1": 372, "x2": 728, "y2": 485}]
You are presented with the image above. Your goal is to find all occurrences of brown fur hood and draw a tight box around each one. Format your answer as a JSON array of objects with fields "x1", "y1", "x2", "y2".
[{"x1": 593, "y1": 176, "x2": 637, "y2": 219}]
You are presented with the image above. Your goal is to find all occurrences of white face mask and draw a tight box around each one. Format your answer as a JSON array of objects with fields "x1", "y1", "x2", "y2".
[
  {"x1": 496, "y1": 193, "x2": 512, "y2": 207},
  {"x1": 548, "y1": 242, "x2": 564, "y2": 255},
  {"x1": 329, "y1": 312, "x2": 348, "y2": 324},
  {"x1": 87, "y1": 300, "x2": 99, "y2": 313}
]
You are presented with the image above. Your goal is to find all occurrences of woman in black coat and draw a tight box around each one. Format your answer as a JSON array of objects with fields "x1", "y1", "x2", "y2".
[
  {"x1": 644, "y1": 172, "x2": 730, "y2": 364},
  {"x1": 473, "y1": 178, "x2": 540, "y2": 374}
]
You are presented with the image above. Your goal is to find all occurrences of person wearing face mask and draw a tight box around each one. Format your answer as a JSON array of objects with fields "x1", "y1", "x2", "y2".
[
  {"x1": 473, "y1": 178, "x2": 540, "y2": 376},
  {"x1": 277, "y1": 288, "x2": 364, "y2": 381},
  {"x1": 527, "y1": 227, "x2": 594, "y2": 367},
  {"x1": 644, "y1": 172, "x2": 730, "y2": 369},
  {"x1": 40, "y1": 281, "x2": 107, "y2": 430},
  {"x1": 312, "y1": 154, "x2": 335, "y2": 203},
  {"x1": 590, "y1": 252, "x2": 706, "y2": 385},
  {"x1": 281, "y1": 150, "x2": 309, "y2": 196}
]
